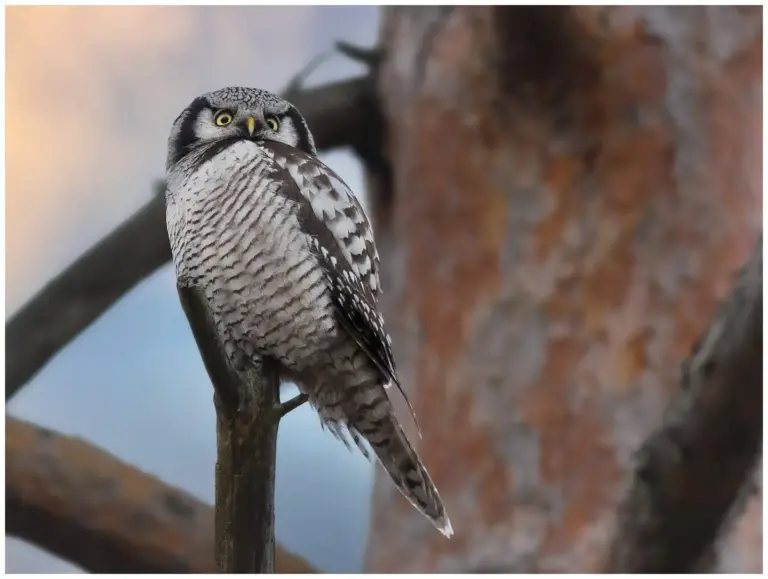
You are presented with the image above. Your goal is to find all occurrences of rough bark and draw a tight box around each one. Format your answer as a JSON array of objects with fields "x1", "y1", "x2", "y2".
[
  {"x1": 6, "y1": 74, "x2": 381, "y2": 402},
  {"x1": 366, "y1": 6, "x2": 762, "y2": 573},
  {"x1": 213, "y1": 372, "x2": 281, "y2": 574},
  {"x1": 6, "y1": 416, "x2": 317, "y2": 573},
  {"x1": 606, "y1": 236, "x2": 762, "y2": 572},
  {"x1": 177, "y1": 282, "x2": 285, "y2": 573}
]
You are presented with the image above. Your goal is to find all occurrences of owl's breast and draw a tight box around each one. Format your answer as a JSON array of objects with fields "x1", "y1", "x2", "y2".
[
  {"x1": 166, "y1": 141, "x2": 271, "y2": 278},
  {"x1": 166, "y1": 140, "x2": 337, "y2": 362}
]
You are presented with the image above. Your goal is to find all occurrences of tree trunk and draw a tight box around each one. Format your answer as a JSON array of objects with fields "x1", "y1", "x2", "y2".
[{"x1": 365, "y1": 6, "x2": 762, "y2": 573}]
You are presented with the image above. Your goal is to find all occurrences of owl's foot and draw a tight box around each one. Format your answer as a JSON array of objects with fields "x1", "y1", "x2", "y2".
[{"x1": 276, "y1": 393, "x2": 309, "y2": 417}]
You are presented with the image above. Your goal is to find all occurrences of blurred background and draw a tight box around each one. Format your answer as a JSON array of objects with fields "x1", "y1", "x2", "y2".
[{"x1": 7, "y1": 5, "x2": 381, "y2": 573}]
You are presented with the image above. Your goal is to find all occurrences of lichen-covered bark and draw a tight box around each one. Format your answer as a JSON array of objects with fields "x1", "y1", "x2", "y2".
[{"x1": 366, "y1": 6, "x2": 762, "y2": 573}]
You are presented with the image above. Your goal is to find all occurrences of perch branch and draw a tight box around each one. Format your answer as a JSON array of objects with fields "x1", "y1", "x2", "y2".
[
  {"x1": 177, "y1": 283, "x2": 295, "y2": 573},
  {"x1": 605, "y1": 234, "x2": 763, "y2": 572},
  {"x1": 6, "y1": 415, "x2": 317, "y2": 574},
  {"x1": 214, "y1": 367, "x2": 282, "y2": 573},
  {"x1": 173, "y1": 218, "x2": 310, "y2": 572},
  {"x1": 6, "y1": 73, "x2": 381, "y2": 402}
]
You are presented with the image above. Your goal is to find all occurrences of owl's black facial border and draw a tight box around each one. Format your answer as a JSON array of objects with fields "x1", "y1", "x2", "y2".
[
  {"x1": 283, "y1": 107, "x2": 315, "y2": 156},
  {"x1": 169, "y1": 96, "x2": 317, "y2": 170},
  {"x1": 169, "y1": 96, "x2": 210, "y2": 167}
]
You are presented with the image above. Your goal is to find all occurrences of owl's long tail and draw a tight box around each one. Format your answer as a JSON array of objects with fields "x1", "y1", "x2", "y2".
[{"x1": 351, "y1": 401, "x2": 453, "y2": 538}]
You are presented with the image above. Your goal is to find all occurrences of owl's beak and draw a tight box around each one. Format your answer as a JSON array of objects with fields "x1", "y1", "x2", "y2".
[{"x1": 246, "y1": 117, "x2": 256, "y2": 137}]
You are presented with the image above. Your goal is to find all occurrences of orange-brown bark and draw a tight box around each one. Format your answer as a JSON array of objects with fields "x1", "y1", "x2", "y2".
[
  {"x1": 366, "y1": 6, "x2": 761, "y2": 572},
  {"x1": 6, "y1": 416, "x2": 316, "y2": 574},
  {"x1": 606, "y1": 237, "x2": 762, "y2": 572}
]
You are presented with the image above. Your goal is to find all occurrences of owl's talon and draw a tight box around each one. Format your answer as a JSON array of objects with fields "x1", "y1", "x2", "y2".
[{"x1": 276, "y1": 393, "x2": 309, "y2": 417}]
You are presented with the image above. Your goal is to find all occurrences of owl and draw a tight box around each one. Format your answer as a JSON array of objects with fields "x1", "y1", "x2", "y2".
[{"x1": 165, "y1": 86, "x2": 452, "y2": 537}]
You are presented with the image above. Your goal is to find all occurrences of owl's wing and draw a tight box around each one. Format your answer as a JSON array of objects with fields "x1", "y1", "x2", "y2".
[
  {"x1": 261, "y1": 141, "x2": 383, "y2": 300},
  {"x1": 265, "y1": 151, "x2": 420, "y2": 436}
]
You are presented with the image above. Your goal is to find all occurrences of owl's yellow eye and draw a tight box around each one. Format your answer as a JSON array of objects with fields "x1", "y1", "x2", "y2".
[
  {"x1": 265, "y1": 116, "x2": 280, "y2": 131},
  {"x1": 215, "y1": 111, "x2": 233, "y2": 126}
]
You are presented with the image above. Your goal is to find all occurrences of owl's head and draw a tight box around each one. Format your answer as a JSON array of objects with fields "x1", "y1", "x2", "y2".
[{"x1": 166, "y1": 86, "x2": 317, "y2": 171}]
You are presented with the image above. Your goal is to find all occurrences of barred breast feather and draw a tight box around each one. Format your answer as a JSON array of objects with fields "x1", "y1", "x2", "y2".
[
  {"x1": 166, "y1": 139, "x2": 338, "y2": 369},
  {"x1": 167, "y1": 137, "x2": 418, "y2": 428},
  {"x1": 166, "y1": 132, "x2": 446, "y2": 537}
]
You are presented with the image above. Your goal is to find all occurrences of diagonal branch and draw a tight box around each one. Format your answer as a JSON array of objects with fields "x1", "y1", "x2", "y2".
[
  {"x1": 6, "y1": 74, "x2": 380, "y2": 402},
  {"x1": 6, "y1": 415, "x2": 317, "y2": 574},
  {"x1": 605, "y1": 234, "x2": 763, "y2": 572}
]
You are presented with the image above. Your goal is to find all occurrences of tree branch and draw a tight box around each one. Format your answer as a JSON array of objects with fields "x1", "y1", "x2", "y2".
[
  {"x1": 6, "y1": 415, "x2": 317, "y2": 574},
  {"x1": 6, "y1": 184, "x2": 167, "y2": 400},
  {"x1": 214, "y1": 367, "x2": 281, "y2": 573},
  {"x1": 605, "y1": 234, "x2": 763, "y2": 572},
  {"x1": 175, "y1": 283, "x2": 308, "y2": 572},
  {"x1": 6, "y1": 73, "x2": 380, "y2": 402}
]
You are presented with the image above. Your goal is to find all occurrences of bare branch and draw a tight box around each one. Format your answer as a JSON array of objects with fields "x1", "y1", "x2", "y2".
[
  {"x1": 282, "y1": 49, "x2": 336, "y2": 96},
  {"x1": 177, "y1": 282, "x2": 299, "y2": 572},
  {"x1": 335, "y1": 41, "x2": 383, "y2": 69},
  {"x1": 6, "y1": 415, "x2": 317, "y2": 574},
  {"x1": 6, "y1": 73, "x2": 379, "y2": 401},
  {"x1": 278, "y1": 393, "x2": 310, "y2": 417},
  {"x1": 6, "y1": 184, "x2": 168, "y2": 400},
  {"x1": 213, "y1": 367, "x2": 282, "y2": 573},
  {"x1": 605, "y1": 234, "x2": 763, "y2": 573}
]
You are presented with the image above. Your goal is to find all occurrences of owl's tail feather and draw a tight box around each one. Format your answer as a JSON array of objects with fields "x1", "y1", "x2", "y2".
[{"x1": 358, "y1": 411, "x2": 453, "y2": 538}]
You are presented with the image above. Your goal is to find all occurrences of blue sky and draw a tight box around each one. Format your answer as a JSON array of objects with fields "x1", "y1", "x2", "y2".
[{"x1": 6, "y1": 6, "x2": 382, "y2": 573}]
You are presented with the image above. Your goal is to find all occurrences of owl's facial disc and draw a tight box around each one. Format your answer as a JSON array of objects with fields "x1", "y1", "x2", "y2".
[
  {"x1": 198, "y1": 104, "x2": 291, "y2": 147},
  {"x1": 166, "y1": 87, "x2": 318, "y2": 171}
]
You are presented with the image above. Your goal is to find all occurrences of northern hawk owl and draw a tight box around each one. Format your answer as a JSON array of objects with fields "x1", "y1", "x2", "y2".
[{"x1": 165, "y1": 86, "x2": 452, "y2": 537}]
